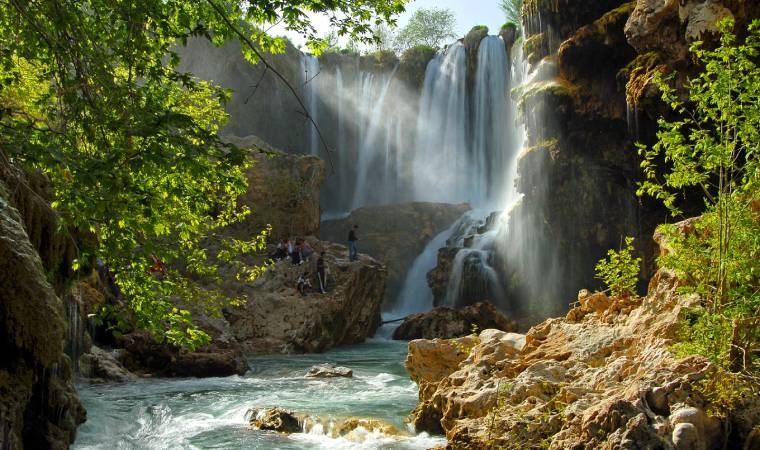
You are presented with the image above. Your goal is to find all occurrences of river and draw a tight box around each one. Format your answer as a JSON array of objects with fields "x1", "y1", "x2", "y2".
[{"x1": 73, "y1": 334, "x2": 445, "y2": 450}]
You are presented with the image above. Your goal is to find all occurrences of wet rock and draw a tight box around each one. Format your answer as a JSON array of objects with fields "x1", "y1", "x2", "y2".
[
  {"x1": 306, "y1": 363, "x2": 353, "y2": 378},
  {"x1": 79, "y1": 346, "x2": 138, "y2": 382},
  {"x1": 320, "y1": 202, "x2": 469, "y2": 307},
  {"x1": 248, "y1": 407, "x2": 302, "y2": 433},
  {"x1": 0, "y1": 170, "x2": 85, "y2": 449},
  {"x1": 392, "y1": 302, "x2": 517, "y2": 340},
  {"x1": 114, "y1": 326, "x2": 249, "y2": 378}
]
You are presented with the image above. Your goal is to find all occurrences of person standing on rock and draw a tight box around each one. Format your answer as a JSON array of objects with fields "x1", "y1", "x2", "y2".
[
  {"x1": 316, "y1": 252, "x2": 327, "y2": 293},
  {"x1": 347, "y1": 225, "x2": 359, "y2": 261}
]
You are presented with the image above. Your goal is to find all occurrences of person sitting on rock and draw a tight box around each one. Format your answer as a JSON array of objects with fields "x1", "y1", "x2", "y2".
[
  {"x1": 269, "y1": 239, "x2": 288, "y2": 260},
  {"x1": 291, "y1": 239, "x2": 302, "y2": 265},
  {"x1": 296, "y1": 272, "x2": 311, "y2": 296},
  {"x1": 316, "y1": 252, "x2": 327, "y2": 294}
]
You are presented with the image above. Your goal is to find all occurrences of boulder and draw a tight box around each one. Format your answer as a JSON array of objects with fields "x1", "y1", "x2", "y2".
[
  {"x1": 306, "y1": 363, "x2": 353, "y2": 378},
  {"x1": 392, "y1": 302, "x2": 517, "y2": 340},
  {"x1": 227, "y1": 239, "x2": 385, "y2": 354},
  {"x1": 247, "y1": 407, "x2": 302, "y2": 433},
  {"x1": 320, "y1": 202, "x2": 469, "y2": 307},
  {"x1": 113, "y1": 320, "x2": 249, "y2": 378},
  {"x1": 78, "y1": 346, "x2": 138, "y2": 382}
]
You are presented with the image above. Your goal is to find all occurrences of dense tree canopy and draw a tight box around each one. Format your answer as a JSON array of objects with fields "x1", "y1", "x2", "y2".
[
  {"x1": 0, "y1": 0, "x2": 407, "y2": 347},
  {"x1": 394, "y1": 7, "x2": 456, "y2": 52}
]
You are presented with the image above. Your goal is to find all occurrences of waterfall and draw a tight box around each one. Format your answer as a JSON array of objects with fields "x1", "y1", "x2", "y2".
[
  {"x1": 472, "y1": 36, "x2": 512, "y2": 207},
  {"x1": 302, "y1": 55, "x2": 320, "y2": 156},
  {"x1": 351, "y1": 67, "x2": 399, "y2": 209},
  {"x1": 412, "y1": 42, "x2": 469, "y2": 204},
  {"x1": 389, "y1": 219, "x2": 463, "y2": 318}
]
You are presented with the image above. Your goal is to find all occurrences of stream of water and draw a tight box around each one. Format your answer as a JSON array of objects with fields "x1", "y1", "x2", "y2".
[{"x1": 73, "y1": 337, "x2": 444, "y2": 450}]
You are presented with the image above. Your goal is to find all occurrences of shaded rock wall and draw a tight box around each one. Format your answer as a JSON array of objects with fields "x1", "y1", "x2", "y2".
[
  {"x1": 0, "y1": 166, "x2": 85, "y2": 449},
  {"x1": 320, "y1": 202, "x2": 470, "y2": 308}
]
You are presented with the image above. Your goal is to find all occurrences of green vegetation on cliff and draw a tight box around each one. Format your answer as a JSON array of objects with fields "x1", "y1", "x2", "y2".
[
  {"x1": 637, "y1": 19, "x2": 760, "y2": 375},
  {"x1": 0, "y1": 0, "x2": 407, "y2": 347}
]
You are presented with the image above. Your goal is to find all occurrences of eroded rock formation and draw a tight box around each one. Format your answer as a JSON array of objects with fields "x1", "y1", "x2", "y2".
[
  {"x1": 0, "y1": 168, "x2": 85, "y2": 449},
  {"x1": 405, "y1": 268, "x2": 760, "y2": 448}
]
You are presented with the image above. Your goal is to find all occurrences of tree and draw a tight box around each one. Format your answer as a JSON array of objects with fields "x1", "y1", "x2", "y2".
[
  {"x1": 0, "y1": 0, "x2": 408, "y2": 348},
  {"x1": 394, "y1": 7, "x2": 457, "y2": 52},
  {"x1": 499, "y1": 0, "x2": 523, "y2": 28},
  {"x1": 638, "y1": 19, "x2": 760, "y2": 372}
]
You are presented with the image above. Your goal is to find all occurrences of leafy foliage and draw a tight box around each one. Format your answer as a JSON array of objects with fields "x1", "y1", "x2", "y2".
[
  {"x1": 595, "y1": 237, "x2": 641, "y2": 297},
  {"x1": 394, "y1": 7, "x2": 457, "y2": 52},
  {"x1": 499, "y1": 0, "x2": 524, "y2": 28},
  {"x1": 637, "y1": 18, "x2": 760, "y2": 372},
  {"x1": 0, "y1": 0, "x2": 407, "y2": 348}
]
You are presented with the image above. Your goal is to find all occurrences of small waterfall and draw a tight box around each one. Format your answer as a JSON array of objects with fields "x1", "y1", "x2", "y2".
[
  {"x1": 302, "y1": 55, "x2": 320, "y2": 156},
  {"x1": 65, "y1": 293, "x2": 84, "y2": 375},
  {"x1": 388, "y1": 219, "x2": 462, "y2": 317},
  {"x1": 412, "y1": 42, "x2": 469, "y2": 204}
]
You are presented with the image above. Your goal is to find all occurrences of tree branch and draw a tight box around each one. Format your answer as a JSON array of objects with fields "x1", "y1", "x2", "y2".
[{"x1": 203, "y1": 0, "x2": 336, "y2": 174}]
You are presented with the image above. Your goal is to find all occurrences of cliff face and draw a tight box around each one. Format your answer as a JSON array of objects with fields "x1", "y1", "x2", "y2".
[
  {"x1": 405, "y1": 268, "x2": 760, "y2": 449},
  {"x1": 320, "y1": 202, "x2": 470, "y2": 308},
  {"x1": 0, "y1": 166, "x2": 85, "y2": 449},
  {"x1": 225, "y1": 135, "x2": 326, "y2": 239},
  {"x1": 509, "y1": 0, "x2": 760, "y2": 309}
]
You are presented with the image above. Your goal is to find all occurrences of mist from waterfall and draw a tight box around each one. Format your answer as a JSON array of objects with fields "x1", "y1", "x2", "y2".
[{"x1": 300, "y1": 31, "x2": 561, "y2": 321}]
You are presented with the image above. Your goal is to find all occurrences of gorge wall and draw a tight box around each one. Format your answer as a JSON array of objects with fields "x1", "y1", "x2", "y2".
[{"x1": 0, "y1": 165, "x2": 85, "y2": 449}]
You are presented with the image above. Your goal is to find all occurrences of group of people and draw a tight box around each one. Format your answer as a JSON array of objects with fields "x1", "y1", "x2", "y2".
[
  {"x1": 270, "y1": 237, "x2": 328, "y2": 296},
  {"x1": 268, "y1": 224, "x2": 360, "y2": 297},
  {"x1": 271, "y1": 237, "x2": 314, "y2": 265}
]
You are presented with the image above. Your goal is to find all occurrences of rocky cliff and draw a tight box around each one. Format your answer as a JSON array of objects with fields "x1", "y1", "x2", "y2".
[
  {"x1": 225, "y1": 135, "x2": 325, "y2": 239},
  {"x1": 0, "y1": 165, "x2": 85, "y2": 449},
  {"x1": 227, "y1": 238, "x2": 385, "y2": 354},
  {"x1": 405, "y1": 268, "x2": 760, "y2": 449},
  {"x1": 320, "y1": 202, "x2": 470, "y2": 308}
]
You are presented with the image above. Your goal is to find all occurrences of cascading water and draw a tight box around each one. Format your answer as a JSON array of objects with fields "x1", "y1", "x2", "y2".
[
  {"x1": 351, "y1": 67, "x2": 399, "y2": 209},
  {"x1": 472, "y1": 36, "x2": 512, "y2": 207},
  {"x1": 412, "y1": 42, "x2": 469, "y2": 204},
  {"x1": 302, "y1": 55, "x2": 320, "y2": 156}
]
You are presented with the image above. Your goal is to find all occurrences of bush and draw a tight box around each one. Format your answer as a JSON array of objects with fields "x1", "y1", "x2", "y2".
[{"x1": 595, "y1": 236, "x2": 641, "y2": 297}]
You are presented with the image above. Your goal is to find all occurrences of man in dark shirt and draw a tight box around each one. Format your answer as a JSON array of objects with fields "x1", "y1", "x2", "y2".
[{"x1": 347, "y1": 225, "x2": 358, "y2": 261}]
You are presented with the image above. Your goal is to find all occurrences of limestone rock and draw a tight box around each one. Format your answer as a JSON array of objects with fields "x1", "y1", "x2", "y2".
[
  {"x1": 392, "y1": 302, "x2": 517, "y2": 340},
  {"x1": 320, "y1": 202, "x2": 469, "y2": 307},
  {"x1": 306, "y1": 363, "x2": 353, "y2": 378},
  {"x1": 247, "y1": 407, "x2": 302, "y2": 433},
  {"x1": 113, "y1": 322, "x2": 249, "y2": 378},
  {"x1": 227, "y1": 239, "x2": 385, "y2": 354},
  {"x1": 403, "y1": 267, "x2": 755, "y2": 448}
]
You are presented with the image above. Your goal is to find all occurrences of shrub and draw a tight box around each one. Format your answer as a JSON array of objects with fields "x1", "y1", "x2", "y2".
[{"x1": 595, "y1": 236, "x2": 641, "y2": 297}]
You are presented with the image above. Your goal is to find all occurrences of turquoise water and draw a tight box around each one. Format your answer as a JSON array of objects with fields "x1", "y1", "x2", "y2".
[{"x1": 73, "y1": 337, "x2": 445, "y2": 449}]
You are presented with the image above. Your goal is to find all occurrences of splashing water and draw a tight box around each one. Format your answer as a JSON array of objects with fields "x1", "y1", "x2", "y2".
[{"x1": 74, "y1": 341, "x2": 445, "y2": 450}]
